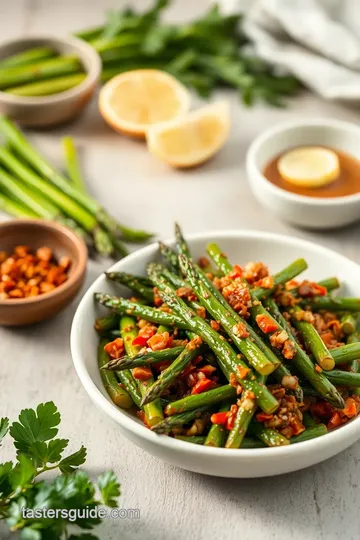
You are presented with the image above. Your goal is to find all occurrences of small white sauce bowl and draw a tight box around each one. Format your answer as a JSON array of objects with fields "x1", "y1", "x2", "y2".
[
  {"x1": 246, "y1": 119, "x2": 360, "y2": 229},
  {"x1": 71, "y1": 231, "x2": 360, "y2": 478}
]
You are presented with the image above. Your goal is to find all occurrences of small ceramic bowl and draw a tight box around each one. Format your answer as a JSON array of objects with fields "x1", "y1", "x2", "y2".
[
  {"x1": 71, "y1": 230, "x2": 360, "y2": 478},
  {"x1": 0, "y1": 219, "x2": 87, "y2": 326},
  {"x1": 0, "y1": 36, "x2": 101, "y2": 127},
  {"x1": 246, "y1": 119, "x2": 360, "y2": 229}
]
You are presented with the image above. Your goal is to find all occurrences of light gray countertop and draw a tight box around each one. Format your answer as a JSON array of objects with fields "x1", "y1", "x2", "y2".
[{"x1": 1, "y1": 1, "x2": 360, "y2": 539}]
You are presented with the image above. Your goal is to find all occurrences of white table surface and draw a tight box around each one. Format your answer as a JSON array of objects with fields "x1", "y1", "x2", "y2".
[{"x1": 2, "y1": 1, "x2": 360, "y2": 539}]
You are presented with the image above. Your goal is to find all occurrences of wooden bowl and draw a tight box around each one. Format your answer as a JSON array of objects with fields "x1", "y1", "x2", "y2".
[{"x1": 0, "y1": 219, "x2": 87, "y2": 326}]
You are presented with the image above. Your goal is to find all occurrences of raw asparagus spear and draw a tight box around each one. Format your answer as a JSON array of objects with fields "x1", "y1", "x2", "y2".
[
  {"x1": 0, "y1": 46, "x2": 56, "y2": 68},
  {"x1": 6, "y1": 73, "x2": 86, "y2": 96},
  {"x1": 62, "y1": 136, "x2": 87, "y2": 194}
]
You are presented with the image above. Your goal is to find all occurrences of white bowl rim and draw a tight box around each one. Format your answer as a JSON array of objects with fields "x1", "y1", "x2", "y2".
[
  {"x1": 0, "y1": 35, "x2": 101, "y2": 105},
  {"x1": 71, "y1": 229, "x2": 360, "y2": 463},
  {"x1": 246, "y1": 117, "x2": 360, "y2": 206}
]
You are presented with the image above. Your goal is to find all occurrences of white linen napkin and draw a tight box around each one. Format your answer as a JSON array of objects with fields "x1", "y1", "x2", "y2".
[{"x1": 218, "y1": 0, "x2": 360, "y2": 100}]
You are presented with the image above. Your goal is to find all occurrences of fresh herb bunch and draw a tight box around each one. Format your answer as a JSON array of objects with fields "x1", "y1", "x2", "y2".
[
  {"x1": 0, "y1": 402, "x2": 120, "y2": 539},
  {"x1": 76, "y1": 0, "x2": 300, "y2": 106}
]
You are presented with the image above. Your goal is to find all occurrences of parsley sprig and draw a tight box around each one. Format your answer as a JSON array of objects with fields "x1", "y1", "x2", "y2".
[{"x1": 0, "y1": 402, "x2": 120, "y2": 539}]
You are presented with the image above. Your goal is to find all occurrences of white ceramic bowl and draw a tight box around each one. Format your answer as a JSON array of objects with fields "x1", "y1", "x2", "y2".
[
  {"x1": 71, "y1": 231, "x2": 360, "y2": 478},
  {"x1": 246, "y1": 119, "x2": 360, "y2": 229}
]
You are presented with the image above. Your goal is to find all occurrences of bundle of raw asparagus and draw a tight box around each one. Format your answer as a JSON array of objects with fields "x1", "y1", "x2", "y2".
[{"x1": 0, "y1": 117, "x2": 153, "y2": 257}]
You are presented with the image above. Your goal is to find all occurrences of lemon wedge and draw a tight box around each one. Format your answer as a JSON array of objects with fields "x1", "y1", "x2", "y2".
[
  {"x1": 277, "y1": 146, "x2": 340, "y2": 188},
  {"x1": 146, "y1": 101, "x2": 230, "y2": 168}
]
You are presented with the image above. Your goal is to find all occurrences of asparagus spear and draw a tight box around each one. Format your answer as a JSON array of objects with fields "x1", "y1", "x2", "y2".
[
  {"x1": 206, "y1": 243, "x2": 298, "y2": 362},
  {"x1": 321, "y1": 342, "x2": 360, "y2": 365},
  {"x1": 0, "y1": 117, "x2": 153, "y2": 243},
  {"x1": 178, "y1": 255, "x2": 276, "y2": 376},
  {"x1": 340, "y1": 314, "x2": 356, "y2": 336},
  {"x1": 62, "y1": 136, "x2": 87, "y2": 194},
  {"x1": 225, "y1": 397, "x2": 256, "y2": 449},
  {"x1": 6, "y1": 74, "x2": 86, "y2": 97},
  {"x1": 196, "y1": 262, "x2": 281, "y2": 368},
  {"x1": 250, "y1": 423, "x2": 290, "y2": 447},
  {"x1": 290, "y1": 424, "x2": 327, "y2": 443},
  {"x1": 301, "y1": 297, "x2": 360, "y2": 312},
  {"x1": 264, "y1": 298, "x2": 345, "y2": 408},
  {"x1": 151, "y1": 406, "x2": 210, "y2": 434},
  {"x1": 141, "y1": 339, "x2": 202, "y2": 405},
  {"x1": 174, "y1": 435, "x2": 206, "y2": 445},
  {"x1": 159, "y1": 241, "x2": 180, "y2": 273},
  {"x1": 94, "y1": 314, "x2": 120, "y2": 335},
  {"x1": 106, "y1": 272, "x2": 154, "y2": 302},
  {"x1": 323, "y1": 370, "x2": 360, "y2": 387},
  {"x1": 291, "y1": 305, "x2": 335, "y2": 371},
  {"x1": 0, "y1": 46, "x2": 57, "y2": 68},
  {"x1": 95, "y1": 293, "x2": 187, "y2": 328},
  {"x1": 156, "y1": 287, "x2": 279, "y2": 414},
  {"x1": 317, "y1": 277, "x2": 340, "y2": 292},
  {"x1": 252, "y1": 258, "x2": 308, "y2": 300},
  {"x1": 98, "y1": 339, "x2": 133, "y2": 409},
  {"x1": 164, "y1": 385, "x2": 236, "y2": 416},
  {"x1": 240, "y1": 437, "x2": 266, "y2": 449},
  {"x1": 120, "y1": 316, "x2": 163, "y2": 427},
  {"x1": 0, "y1": 55, "x2": 83, "y2": 90},
  {"x1": 175, "y1": 222, "x2": 192, "y2": 258},
  {"x1": 347, "y1": 333, "x2": 360, "y2": 396},
  {"x1": 103, "y1": 346, "x2": 184, "y2": 371},
  {"x1": 204, "y1": 403, "x2": 229, "y2": 447},
  {"x1": 0, "y1": 191, "x2": 39, "y2": 219}
]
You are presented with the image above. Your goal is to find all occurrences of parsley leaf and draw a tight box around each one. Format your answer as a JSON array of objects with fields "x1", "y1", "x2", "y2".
[
  {"x1": 0, "y1": 461, "x2": 13, "y2": 497},
  {"x1": 68, "y1": 535, "x2": 99, "y2": 540},
  {"x1": 0, "y1": 417, "x2": 9, "y2": 445},
  {"x1": 30, "y1": 438, "x2": 69, "y2": 466},
  {"x1": 98, "y1": 471, "x2": 120, "y2": 507},
  {"x1": 59, "y1": 445, "x2": 87, "y2": 473},
  {"x1": 10, "y1": 402, "x2": 60, "y2": 456},
  {"x1": 9, "y1": 454, "x2": 36, "y2": 491}
]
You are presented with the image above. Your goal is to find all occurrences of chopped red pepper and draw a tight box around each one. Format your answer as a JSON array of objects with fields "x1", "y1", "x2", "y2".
[
  {"x1": 342, "y1": 397, "x2": 358, "y2": 418},
  {"x1": 229, "y1": 264, "x2": 243, "y2": 279},
  {"x1": 256, "y1": 313, "x2": 278, "y2": 334},
  {"x1": 198, "y1": 365, "x2": 217, "y2": 377},
  {"x1": 226, "y1": 405, "x2": 238, "y2": 430},
  {"x1": 313, "y1": 283, "x2": 327, "y2": 296},
  {"x1": 104, "y1": 338, "x2": 124, "y2": 359},
  {"x1": 256, "y1": 412, "x2": 273, "y2": 423},
  {"x1": 210, "y1": 412, "x2": 228, "y2": 425},
  {"x1": 132, "y1": 367, "x2": 153, "y2": 380},
  {"x1": 191, "y1": 378, "x2": 214, "y2": 395},
  {"x1": 328, "y1": 412, "x2": 342, "y2": 429},
  {"x1": 132, "y1": 335, "x2": 148, "y2": 347}
]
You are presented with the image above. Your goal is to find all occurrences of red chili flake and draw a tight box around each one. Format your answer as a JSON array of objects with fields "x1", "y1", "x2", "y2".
[{"x1": 132, "y1": 335, "x2": 148, "y2": 348}]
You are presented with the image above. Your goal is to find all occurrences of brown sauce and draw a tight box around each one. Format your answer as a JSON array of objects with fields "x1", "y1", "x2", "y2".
[{"x1": 263, "y1": 147, "x2": 360, "y2": 198}]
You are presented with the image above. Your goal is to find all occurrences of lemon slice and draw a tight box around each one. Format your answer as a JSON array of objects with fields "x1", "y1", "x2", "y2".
[
  {"x1": 277, "y1": 147, "x2": 340, "y2": 188},
  {"x1": 146, "y1": 101, "x2": 230, "y2": 168},
  {"x1": 99, "y1": 69, "x2": 191, "y2": 138}
]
